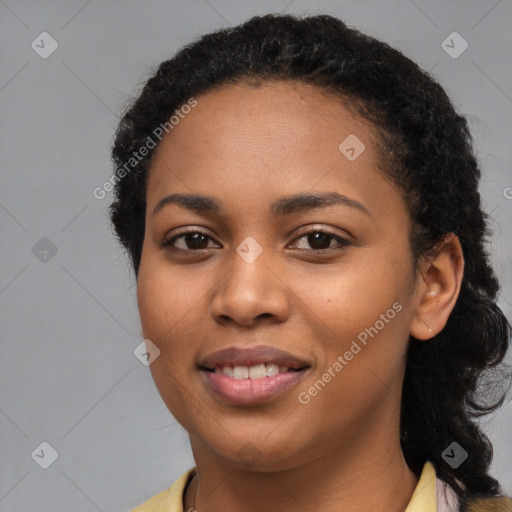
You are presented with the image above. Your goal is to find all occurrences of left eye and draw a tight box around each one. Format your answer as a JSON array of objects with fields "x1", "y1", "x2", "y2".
[{"x1": 291, "y1": 230, "x2": 351, "y2": 251}]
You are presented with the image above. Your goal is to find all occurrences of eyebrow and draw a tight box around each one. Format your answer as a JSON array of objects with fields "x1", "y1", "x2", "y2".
[{"x1": 151, "y1": 191, "x2": 371, "y2": 218}]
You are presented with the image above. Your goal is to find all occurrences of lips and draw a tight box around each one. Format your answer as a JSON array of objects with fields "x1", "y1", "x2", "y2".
[
  {"x1": 198, "y1": 345, "x2": 311, "y2": 405},
  {"x1": 199, "y1": 345, "x2": 310, "y2": 371}
]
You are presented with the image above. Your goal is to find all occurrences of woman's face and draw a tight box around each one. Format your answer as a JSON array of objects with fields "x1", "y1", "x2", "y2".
[{"x1": 137, "y1": 80, "x2": 422, "y2": 471}]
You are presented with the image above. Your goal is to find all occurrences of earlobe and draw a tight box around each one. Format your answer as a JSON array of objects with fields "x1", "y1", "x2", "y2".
[
  {"x1": 410, "y1": 233, "x2": 464, "y2": 341},
  {"x1": 422, "y1": 317, "x2": 433, "y2": 333}
]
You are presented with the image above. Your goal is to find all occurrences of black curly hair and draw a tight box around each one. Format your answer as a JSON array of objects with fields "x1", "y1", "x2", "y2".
[{"x1": 109, "y1": 13, "x2": 511, "y2": 511}]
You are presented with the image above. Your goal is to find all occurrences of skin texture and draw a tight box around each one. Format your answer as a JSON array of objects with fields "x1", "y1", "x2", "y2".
[{"x1": 136, "y1": 80, "x2": 464, "y2": 512}]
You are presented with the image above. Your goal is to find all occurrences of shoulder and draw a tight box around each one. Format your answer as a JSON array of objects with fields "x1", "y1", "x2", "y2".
[
  {"x1": 426, "y1": 459, "x2": 512, "y2": 512},
  {"x1": 467, "y1": 495, "x2": 512, "y2": 512},
  {"x1": 131, "y1": 467, "x2": 196, "y2": 512},
  {"x1": 131, "y1": 487, "x2": 172, "y2": 512}
]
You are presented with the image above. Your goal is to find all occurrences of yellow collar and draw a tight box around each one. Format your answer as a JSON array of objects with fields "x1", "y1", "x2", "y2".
[
  {"x1": 132, "y1": 461, "x2": 441, "y2": 511},
  {"x1": 404, "y1": 461, "x2": 438, "y2": 512}
]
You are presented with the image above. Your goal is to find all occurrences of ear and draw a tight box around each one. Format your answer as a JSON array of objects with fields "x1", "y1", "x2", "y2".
[{"x1": 410, "y1": 233, "x2": 464, "y2": 341}]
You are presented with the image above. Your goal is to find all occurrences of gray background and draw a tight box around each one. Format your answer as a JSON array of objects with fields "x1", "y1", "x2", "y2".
[{"x1": 1, "y1": 0, "x2": 511, "y2": 510}]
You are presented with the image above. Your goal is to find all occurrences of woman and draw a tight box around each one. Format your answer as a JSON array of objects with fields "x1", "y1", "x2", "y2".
[{"x1": 109, "y1": 13, "x2": 512, "y2": 512}]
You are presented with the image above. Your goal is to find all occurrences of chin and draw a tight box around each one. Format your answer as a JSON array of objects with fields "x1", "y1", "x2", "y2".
[{"x1": 192, "y1": 429, "x2": 318, "y2": 473}]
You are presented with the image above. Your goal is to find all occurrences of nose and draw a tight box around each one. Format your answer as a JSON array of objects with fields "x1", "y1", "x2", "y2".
[{"x1": 210, "y1": 249, "x2": 290, "y2": 328}]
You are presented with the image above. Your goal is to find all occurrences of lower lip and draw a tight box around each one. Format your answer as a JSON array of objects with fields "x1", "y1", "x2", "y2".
[{"x1": 201, "y1": 369, "x2": 308, "y2": 405}]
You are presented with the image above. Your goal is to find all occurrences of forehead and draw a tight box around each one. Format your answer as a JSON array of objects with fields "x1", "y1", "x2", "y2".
[
  {"x1": 145, "y1": 80, "x2": 406, "y2": 227},
  {"x1": 153, "y1": 79, "x2": 370, "y2": 145},
  {"x1": 148, "y1": 80, "x2": 377, "y2": 184}
]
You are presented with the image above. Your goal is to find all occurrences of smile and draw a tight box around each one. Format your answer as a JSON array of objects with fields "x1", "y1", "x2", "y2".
[
  {"x1": 211, "y1": 363, "x2": 301, "y2": 379},
  {"x1": 198, "y1": 345, "x2": 311, "y2": 405}
]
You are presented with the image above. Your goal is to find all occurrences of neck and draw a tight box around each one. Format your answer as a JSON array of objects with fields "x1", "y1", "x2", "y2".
[{"x1": 184, "y1": 425, "x2": 419, "y2": 512}]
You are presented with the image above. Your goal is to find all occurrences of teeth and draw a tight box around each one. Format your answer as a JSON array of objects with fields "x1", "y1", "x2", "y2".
[
  {"x1": 248, "y1": 364, "x2": 266, "y2": 379},
  {"x1": 222, "y1": 366, "x2": 234, "y2": 377},
  {"x1": 214, "y1": 363, "x2": 294, "y2": 379},
  {"x1": 266, "y1": 364, "x2": 279, "y2": 377},
  {"x1": 233, "y1": 366, "x2": 249, "y2": 379}
]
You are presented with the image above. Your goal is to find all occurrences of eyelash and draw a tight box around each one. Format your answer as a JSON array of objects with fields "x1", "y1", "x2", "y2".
[{"x1": 161, "y1": 228, "x2": 351, "y2": 254}]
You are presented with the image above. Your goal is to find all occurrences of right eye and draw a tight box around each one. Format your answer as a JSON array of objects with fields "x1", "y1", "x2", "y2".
[{"x1": 161, "y1": 230, "x2": 220, "y2": 251}]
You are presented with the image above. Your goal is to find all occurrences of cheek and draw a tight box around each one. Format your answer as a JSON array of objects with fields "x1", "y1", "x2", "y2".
[
  {"x1": 136, "y1": 264, "x2": 210, "y2": 400},
  {"x1": 136, "y1": 262, "x2": 202, "y2": 429},
  {"x1": 297, "y1": 252, "x2": 409, "y2": 333},
  {"x1": 292, "y1": 249, "x2": 413, "y2": 390},
  {"x1": 293, "y1": 271, "x2": 409, "y2": 435},
  {"x1": 137, "y1": 259, "x2": 200, "y2": 340}
]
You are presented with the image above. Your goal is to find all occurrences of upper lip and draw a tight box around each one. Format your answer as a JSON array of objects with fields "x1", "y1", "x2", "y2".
[{"x1": 199, "y1": 345, "x2": 311, "y2": 370}]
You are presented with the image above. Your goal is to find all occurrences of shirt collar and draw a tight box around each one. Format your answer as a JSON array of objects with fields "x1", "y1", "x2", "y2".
[
  {"x1": 132, "y1": 461, "x2": 442, "y2": 511},
  {"x1": 404, "y1": 461, "x2": 438, "y2": 512}
]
